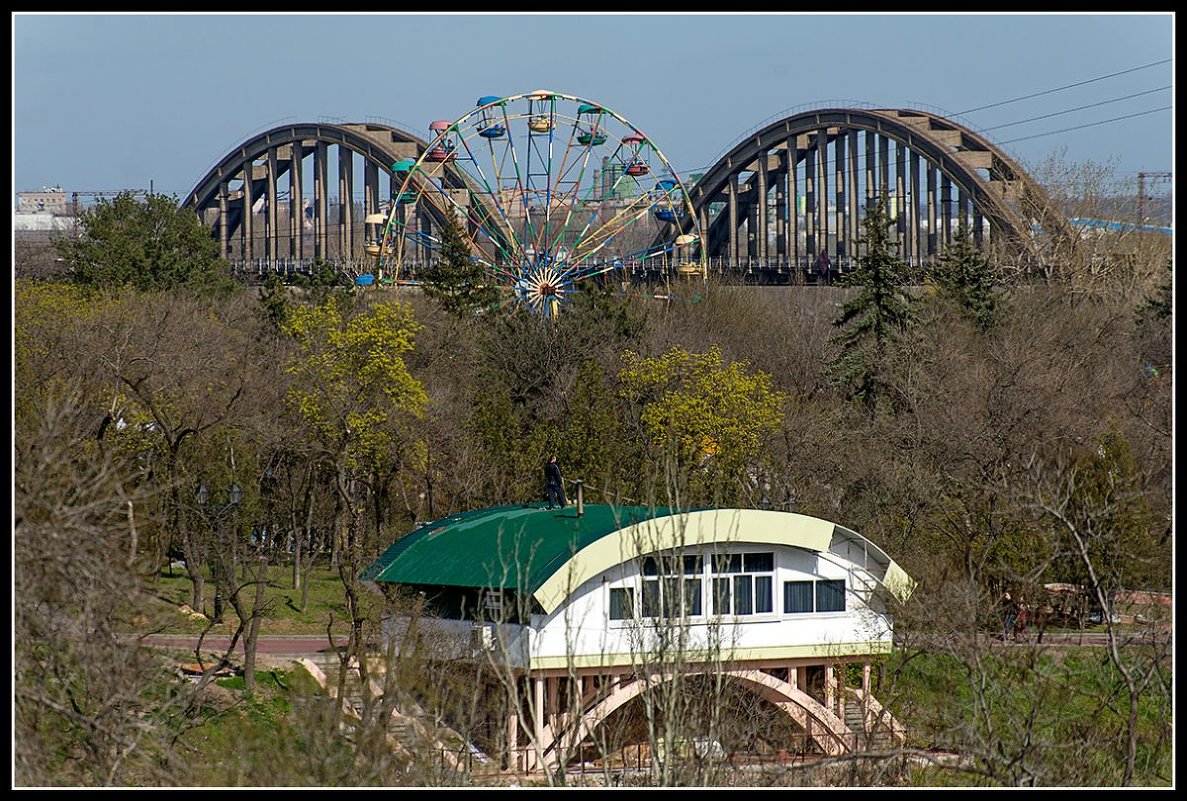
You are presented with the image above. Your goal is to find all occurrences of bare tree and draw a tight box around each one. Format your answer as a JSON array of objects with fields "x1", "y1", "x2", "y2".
[{"x1": 14, "y1": 392, "x2": 191, "y2": 786}]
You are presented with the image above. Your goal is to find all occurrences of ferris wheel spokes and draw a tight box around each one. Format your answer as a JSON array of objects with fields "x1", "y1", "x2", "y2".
[{"x1": 376, "y1": 90, "x2": 704, "y2": 311}]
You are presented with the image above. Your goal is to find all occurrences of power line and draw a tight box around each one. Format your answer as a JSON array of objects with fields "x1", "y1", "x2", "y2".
[
  {"x1": 957, "y1": 58, "x2": 1172, "y2": 115},
  {"x1": 998, "y1": 106, "x2": 1171, "y2": 145},
  {"x1": 670, "y1": 94, "x2": 1174, "y2": 179},
  {"x1": 981, "y1": 86, "x2": 1171, "y2": 132}
]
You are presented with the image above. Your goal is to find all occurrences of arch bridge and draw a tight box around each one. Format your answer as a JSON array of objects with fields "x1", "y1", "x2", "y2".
[
  {"x1": 678, "y1": 106, "x2": 1076, "y2": 281},
  {"x1": 186, "y1": 107, "x2": 1076, "y2": 282},
  {"x1": 182, "y1": 120, "x2": 471, "y2": 275}
]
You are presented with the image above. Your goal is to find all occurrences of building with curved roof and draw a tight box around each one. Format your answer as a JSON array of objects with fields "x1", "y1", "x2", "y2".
[{"x1": 363, "y1": 502, "x2": 915, "y2": 772}]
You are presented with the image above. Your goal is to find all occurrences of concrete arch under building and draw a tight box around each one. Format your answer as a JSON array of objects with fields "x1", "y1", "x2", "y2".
[
  {"x1": 531, "y1": 666, "x2": 866, "y2": 773},
  {"x1": 675, "y1": 107, "x2": 1076, "y2": 278}
]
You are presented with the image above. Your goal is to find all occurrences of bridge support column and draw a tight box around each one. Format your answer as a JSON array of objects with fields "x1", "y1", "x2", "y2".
[
  {"x1": 698, "y1": 208, "x2": 710, "y2": 276},
  {"x1": 267, "y1": 147, "x2": 279, "y2": 270},
  {"x1": 727, "y1": 173, "x2": 739, "y2": 267},
  {"x1": 896, "y1": 141, "x2": 908, "y2": 250},
  {"x1": 775, "y1": 155, "x2": 787, "y2": 267},
  {"x1": 940, "y1": 174, "x2": 953, "y2": 250},
  {"x1": 835, "y1": 132, "x2": 847, "y2": 266},
  {"x1": 746, "y1": 197, "x2": 758, "y2": 266},
  {"x1": 218, "y1": 185, "x2": 228, "y2": 262},
  {"x1": 339, "y1": 145, "x2": 353, "y2": 260},
  {"x1": 864, "y1": 130, "x2": 876, "y2": 209},
  {"x1": 879, "y1": 135, "x2": 891, "y2": 222},
  {"x1": 364, "y1": 159, "x2": 379, "y2": 247},
  {"x1": 910, "y1": 149, "x2": 922, "y2": 267},
  {"x1": 242, "y1": 160, "x2": 254, "y2": 265},
  {"x1": 816, "y1": 128, "x2": 829, "y2": 260},
  {"x1": 847, "y1": 129, "x2": 859, "y2": 267},
  {"x1": 804, "y1": 142, "x2": 816, "y2": 266},
  {"x1": 314, "y1": 141, "x2": 328, "y2": 260},
  {"x1": 291, "y1": 141, "x2": 304, "y2": 262},
  {"x1": 927, "y1": 162, "x2": 938, "y2": 257},
  {"x1": 788, "y1": 135, "x2": 801, "y2": 273},
  {"x1": 757, "y1": 150, "x2": 768, "y2": 267}
]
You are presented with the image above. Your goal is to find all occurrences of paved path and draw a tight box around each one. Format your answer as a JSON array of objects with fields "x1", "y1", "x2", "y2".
[
  {"x1": 140, "y1": 634, "x2": 348, "y2": 656},
  {"x1": 141, "y1": 629, "x2": 1167, "y2": 657}
]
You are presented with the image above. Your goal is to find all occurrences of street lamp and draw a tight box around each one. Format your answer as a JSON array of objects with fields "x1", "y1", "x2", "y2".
[{"x1": 196, "y1": 480, "x2": 243, "y2": 623}]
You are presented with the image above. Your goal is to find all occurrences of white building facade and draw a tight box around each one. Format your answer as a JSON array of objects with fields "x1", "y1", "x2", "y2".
[{"x1": 365, "y1": 504, "x2": 915, "y2": 772}]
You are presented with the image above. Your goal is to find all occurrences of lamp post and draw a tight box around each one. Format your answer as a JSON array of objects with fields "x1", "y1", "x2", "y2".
[{"x1": 196, "y1": 481, "x2": 242, "y2": 623}]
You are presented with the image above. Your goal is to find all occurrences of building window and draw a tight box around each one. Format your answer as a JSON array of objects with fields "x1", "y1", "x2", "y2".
[
  {"x1": 817, "y1": 579, "x2": 846, "y2": 613},
  {"x1": 712, "y1": 551, "x2": 773, "y2": 615},
  {"x1": 642, "y1": 554, "x2": 702, "y2": 576},
  {"x1": 639, "y1": 553, "x2": 703, "y2": 619},
  {"x1": 783, "y1": 580, "x2": 814, "y2": 614},
  {"x1": 641, "y1": 576, "x2": 702, "y2": 618},
  {"x1": 609, "y1": 587, "x2": 635, "y2": 620},
  {"x1": 783, "y1": 579, "x2": 846, "y2": 613}
]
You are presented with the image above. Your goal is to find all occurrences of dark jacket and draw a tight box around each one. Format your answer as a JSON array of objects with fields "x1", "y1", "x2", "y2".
[{"x1": 544, "y1": 461, "x2": 563, "y2": 486}]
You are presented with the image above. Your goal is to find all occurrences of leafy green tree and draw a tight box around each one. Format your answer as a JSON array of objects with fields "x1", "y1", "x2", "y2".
[
  {"x1": 1045, "y1": 430, "x2": 1162, "y2": 592},
  {"x1": 619, "y1": 345, "x2": 785, "y2": 503},
  {"x1": 465, "y1": 369, "x2": 554, "y2": 505},
  {"x1": 930, "y1": 223, "x2": 1000, "y2": 331},
  {"x1": 418, "y1": 215, "x2": 499, "y2": 316},
  {"x1": 829, "y1": 194, "x2": 915, "y2": 413},
  {"x1": 557, "y1": 359, "x2": 636, "y2": 497},
  {"x1": 56, "y1": 192, "x2": 236, "y2": 294},
  {"x1": 281, "y1": 296, "x2": 428, "y2": 679},
  {"x1": 14, "y1": 280, "x2": 98, "y2": 427}
]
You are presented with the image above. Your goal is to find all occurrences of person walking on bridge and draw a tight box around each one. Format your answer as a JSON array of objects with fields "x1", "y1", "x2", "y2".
[{"x1": 816, "y1": 250, "x2": 833, "y2": 285}]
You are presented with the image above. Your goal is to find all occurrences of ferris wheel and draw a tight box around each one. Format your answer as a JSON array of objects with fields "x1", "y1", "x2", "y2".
[{"x1": 375, "y1": 90, "x2": 704, "y2": 316}]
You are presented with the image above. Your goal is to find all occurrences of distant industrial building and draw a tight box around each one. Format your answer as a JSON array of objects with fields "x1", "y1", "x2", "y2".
[{"x1": 16, "y1": 186, "x2": 69, "y2": 215}]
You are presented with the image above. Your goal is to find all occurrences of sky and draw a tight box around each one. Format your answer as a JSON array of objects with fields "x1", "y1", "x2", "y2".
[{"x1": 11, "y1": 12, "x2": 1175, "y2": 204}]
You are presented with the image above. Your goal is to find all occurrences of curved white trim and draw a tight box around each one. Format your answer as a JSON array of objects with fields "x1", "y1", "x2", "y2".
[{"x1": 533, "y1": 508, "x2": 905, "y2": 614}]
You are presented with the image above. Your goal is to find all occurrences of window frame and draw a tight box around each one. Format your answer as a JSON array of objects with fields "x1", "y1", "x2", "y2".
[{"x1": 710, "y1": 550, "x2": 775, "y2": 618}]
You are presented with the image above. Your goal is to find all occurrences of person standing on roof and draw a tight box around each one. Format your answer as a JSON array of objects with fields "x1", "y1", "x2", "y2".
[{"x1": 544, "y1": 455, "x2": 567, "y2": 510}]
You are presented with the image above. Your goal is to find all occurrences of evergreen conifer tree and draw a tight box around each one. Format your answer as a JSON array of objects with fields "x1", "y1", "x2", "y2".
[
  {"x1": 931, "y1": 222, "x2": 999, "y2": 331},
  {"x1": 419, "y1": 215, "x2": 499, "y2": 316},
  {"x1": 828, "y1": 192, "x2": 915, "y2": 412}
]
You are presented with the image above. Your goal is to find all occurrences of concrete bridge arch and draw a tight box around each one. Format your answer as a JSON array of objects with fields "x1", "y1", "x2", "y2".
[
  {"x1": 677, "y1": 106, "x2": 1075, "y2": 277},
  {"x1": 182, "y1": 121, "x2": 476, "y2": 269}
]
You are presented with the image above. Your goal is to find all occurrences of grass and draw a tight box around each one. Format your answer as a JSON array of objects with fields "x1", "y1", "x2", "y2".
[
  {"x1": 885, "y1": 648, "x2": 1172, "y2": 786},
  {"x1": 138, "y1": 561, "x2": 384, "y2": 637}
]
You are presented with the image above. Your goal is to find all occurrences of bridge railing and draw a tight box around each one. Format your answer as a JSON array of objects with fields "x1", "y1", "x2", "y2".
[{"x1": 694, "y1": 99, "x2": 1030, "y2": 186}]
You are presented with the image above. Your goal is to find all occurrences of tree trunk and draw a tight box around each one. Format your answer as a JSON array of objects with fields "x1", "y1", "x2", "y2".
[
  {"x1": 243, "y1": 553, "x2": 270, "y2": 693},
  {"x1": 168, "y1": 447, "x2": 204, "y2": 612}
]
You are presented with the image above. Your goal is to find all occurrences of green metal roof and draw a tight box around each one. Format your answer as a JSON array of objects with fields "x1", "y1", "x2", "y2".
[{"x1": 361, "y1": 503, "x2": 682, "y2": 593}]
